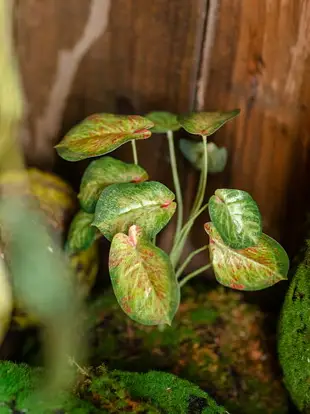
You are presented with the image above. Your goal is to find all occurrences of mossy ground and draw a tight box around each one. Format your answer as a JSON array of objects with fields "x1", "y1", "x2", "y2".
[
  {"x1": 278, "y1": 242, "x2": 310, "y2": 412},
  {"x1": 86, "y1": 285, "x2": 287, "y2": 414},
  {"x1": 0, "y1": 361, "x2": 225, "y2": 413}
]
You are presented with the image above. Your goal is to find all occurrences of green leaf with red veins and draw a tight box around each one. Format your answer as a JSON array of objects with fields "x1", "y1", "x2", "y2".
[
  {"x1": 178, "y1": 109, "x2": 240, "y2": 136},
  {"x1": 208, "y1": 189, "x2": 262, "y2": 249},
  {"x1": 109, "y1": 225, "x2": 180, "y2": 325},
  {"x1": 79, "y1": 156, "x2": 149, "y2": 213},
  {"x1": 205, "y1": 222, "x2": 289, "y2": 291},
  {"x1": 66, "y1": 210, "x2": 97, "y2": 253},
  {"x1": 55, "y1": 113, "x2": 154, "y2": 162},
  {"x1": 93, "y1": 181, "x2": 176, "y2": 241},
  {"x1": 146, "y1": 111, "x2": 181, "y2": 133}
]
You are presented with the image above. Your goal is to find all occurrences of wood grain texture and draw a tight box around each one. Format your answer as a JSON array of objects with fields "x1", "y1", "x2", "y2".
[
  {"x1": 12, "y1": 0, "x2": 310, "y2": 265},
  {"x1": 197, "y1": 0, "x2": 310, "y2": 257},
  {"x1": 13, "y1": 0, "x2": 207, "y2": 252}
]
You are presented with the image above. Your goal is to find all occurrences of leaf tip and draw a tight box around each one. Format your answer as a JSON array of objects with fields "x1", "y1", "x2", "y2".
[{"x1": 204, "y1": 222, "x2": 212, "y2": 234}]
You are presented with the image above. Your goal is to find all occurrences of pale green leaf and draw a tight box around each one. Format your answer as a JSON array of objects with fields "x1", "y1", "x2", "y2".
[
  {"x1": 79, "y1": 156, "x2": 148, "y2": 213},
  {"x1": 208, "y1": 189, "x2": 262, "y2": 249},
  {"x1": 93, "y1": 181, "x2": 176, "y2": 241},
  {"x1": 55, "y1": 114, "x2": 154, "y2": 161},
  {"x1": 178, "y1": 109, "x2": 240, "y2": 136},
  {"x1": 205, "y1": 222, "x2": 289, "y2": 291},
  {"x1": 109, "y1": 225, "x2": 180, "y2": 325},
  {"x1": 179, "y1": 139, "x2": 228, "y2": 173},
  {"x1": 66, "y1": 210, "x2": 97, "y2": 253},
  {"x1": 146, "y1": 111, "x2": 181, "y2": 133}
]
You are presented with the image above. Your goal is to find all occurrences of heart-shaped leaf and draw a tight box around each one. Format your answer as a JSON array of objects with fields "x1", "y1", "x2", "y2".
[
  {"x1": 66, "y1": 210, "x2": 97, "y2": 253},
  {"x1": 93, "y1": 181, "x2": 176, "y2": 241},
  {"x1": 205, "y1": 222, "x2": 289, "y2": 291},
  {"x1": 146, "y1": 111, "x2": 181, "y2": 133},
  {"x1": 179, "y1": 139, "x2": 228, "y2": 173},
  {"x1": 208, "y1": 189, "x2": 262, "y2": 249},
  {"x1": 109, "y1": 225, "x2": 180, "y2": 325},
  {"x1": 55, "y1": 114, "x2": 154, "y2": 161},
  {"x1": 178, "y1": 109, "x2": 240, "y2": 136},
  {"x1": 79, "y1": 156, "x2": 149, "y2": 213}
]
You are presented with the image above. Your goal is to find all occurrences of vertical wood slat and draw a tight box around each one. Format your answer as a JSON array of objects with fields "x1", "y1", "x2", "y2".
[
  {"x1": 13, "y1": 0, "x2": 208, "y2": 253},
  {"x1": 12, "y1": 0, "x2": 310, "y2": 258},
  {"x1": 198, "y1": 0, "x2": 310, "y2": 256}
]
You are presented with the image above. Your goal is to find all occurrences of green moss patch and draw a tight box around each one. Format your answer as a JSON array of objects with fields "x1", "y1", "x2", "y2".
[{"x1": 279, "y1": 242, "x2": 310, "y2": 412}]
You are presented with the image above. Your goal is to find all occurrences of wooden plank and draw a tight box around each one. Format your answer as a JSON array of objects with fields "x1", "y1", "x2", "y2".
[
  {"x1": 13, "y1": 0, "x2": 208, "y2": 252},
  {"x1": 198, "y1": 0, "x2": 310, "y2": 256}
]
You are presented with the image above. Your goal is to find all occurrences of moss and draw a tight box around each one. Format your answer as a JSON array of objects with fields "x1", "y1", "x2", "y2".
[
  {"x1": 87, "y1": 286, "x2": 288, "y2": 414},
  {"x1": 0, "y1": 361, "x2": 224, "y2": 413},
  {"x1": 0, "y1": 361, "x2": 95, "y2": 413},
  {"x1": 278, "y1": 242, "x2": 310, "y2": 412},
  {"x1": 114, "y1": 370, "x2": 226, "y2": 414}
]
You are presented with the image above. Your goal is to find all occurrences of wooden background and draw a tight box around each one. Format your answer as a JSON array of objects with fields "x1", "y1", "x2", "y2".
[{"x1": 12, "y1": 0, "x2": 310, "y2": 265}]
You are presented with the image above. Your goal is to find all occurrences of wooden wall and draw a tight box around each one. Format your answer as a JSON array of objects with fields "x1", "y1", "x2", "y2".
[{"x1": 12, "y1": 0, "x2": 310, "y2": 260}]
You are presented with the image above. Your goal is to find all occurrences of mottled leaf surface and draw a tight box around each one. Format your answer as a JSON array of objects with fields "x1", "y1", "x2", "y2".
[
  {"x1": 109, "y1": 225, "x2": 180, "y2": 325},
  {"x1": 55, "y1": 114, "x2": 154, "y2": 161},
  {"x1": 179, "y1": 139, "x2": 228, "y2": 173},
  {"x1": 79, "y1": 156, "x2": 148, "y2": 213},
  {"x1": 66, "y1": 210, "x2": 97, "y2": 253},
  {"x1": 93, "y1": 181, "x2": 176, "y2": 241},
  {"x1": 146, "y1": 111, "x2": 181, "y2": 133},
  {"x1": 205, "y1": 223, "x2": 289, "y2": 291},
  {"x1": 178, "y1": 109, "x2": 240, "y2": 136},
  {"x1": 208, "y1": 189, "x2": 262, "y2": 249}
]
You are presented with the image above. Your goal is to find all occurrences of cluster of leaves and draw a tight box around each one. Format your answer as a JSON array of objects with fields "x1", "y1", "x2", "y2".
[{"x1": 55, "y1": 110, "x2": 289, "y2": 327}]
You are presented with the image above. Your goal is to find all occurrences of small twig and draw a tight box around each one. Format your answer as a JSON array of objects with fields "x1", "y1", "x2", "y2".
[
  {"x1": 179, "y1": 263, "x2": 212, "y2": 288},
  {"x1": 176, "y1": 245, "x2": 209, "y2": 279}
]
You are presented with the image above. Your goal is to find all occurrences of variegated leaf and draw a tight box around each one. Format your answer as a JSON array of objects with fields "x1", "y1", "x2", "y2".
[
  {"x1": 93, "y1": 181, "x2": 176, "y2": 241},
  {"x1": 178, "y1": 109, "x2": 240, "y2": 136},
  {"x1": 79, "y1": 156, "x2": 148, "y2": 213},
  {"x1": 109, "y1": 225, "x2": 180, "y2": 325},
  {"x1": 66, "y1": 210, "x2": 97, "y2": 253},
  {"x1": 146, "y1": 111, "x2": 181, "y2": 133},
  {"x1": 55, "y1": 114, "x2": 154, "y2": 161},
  {"x1": 179, "y1": 139, "x2": 228, "y2": 173},
  {"x1": 208, "y1": 189, "x2": 262, "y2": 249},
  {"x1": 205, "y1": 222, "x2": 289, "y2": 291}
]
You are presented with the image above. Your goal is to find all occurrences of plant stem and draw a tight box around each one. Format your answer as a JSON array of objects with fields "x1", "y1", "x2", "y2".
[
  {"x1": 170, "y1": 135, "x2": 208, "y2": 268},
  {"x1": 179, "y1": 263, "x2": 212, "y2": 288},
  {"x1": 131, "y1": 140, "x2": 138, "y2": 164},
  {"x1": 194, "y1": 135, "x2": 208, "y2": 212},
  {"x1": 167, "y1": 130, "x2": 183, "y2": 241},
  {"x1": 170, "y1": 203, "x2": 208, "y2": 268},
  {"x1": 176, "y1": 245, "x2": 209, "y2": 279}
]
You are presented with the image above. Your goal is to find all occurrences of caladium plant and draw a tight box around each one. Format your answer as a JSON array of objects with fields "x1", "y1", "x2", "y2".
[{"x1": 56, "y1": 110, "x2": 289, "y2": 326}]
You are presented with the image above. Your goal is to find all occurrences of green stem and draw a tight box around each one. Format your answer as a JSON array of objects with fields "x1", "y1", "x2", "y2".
[
  {"x1": 131, "y1": 140, "x2": 138, "y2": 164},
  {"x1": 194, "y1": 135, "x2": 208, "y2": 212},
  {"x1": 176, "y1": 245, "x2": 209, "y2": 279},
  {"x1": 179, "y1": 264, "x2": 212, "y2": 288},
  {"x1": 190, "y1": 169, "x2": 204, "y2": 216},
  {"x1": 189, "y1": 135, "x2": 208, "y2": 216},
  {"x1": 170, "y1": 203, "x2": 208, "y2": 268},
  {"x1": 170, "y1": 136, "x2": 208, "y2": 268},
  {"x1": 167, "y1": 130, "x2": 183, "y2": 242}
]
